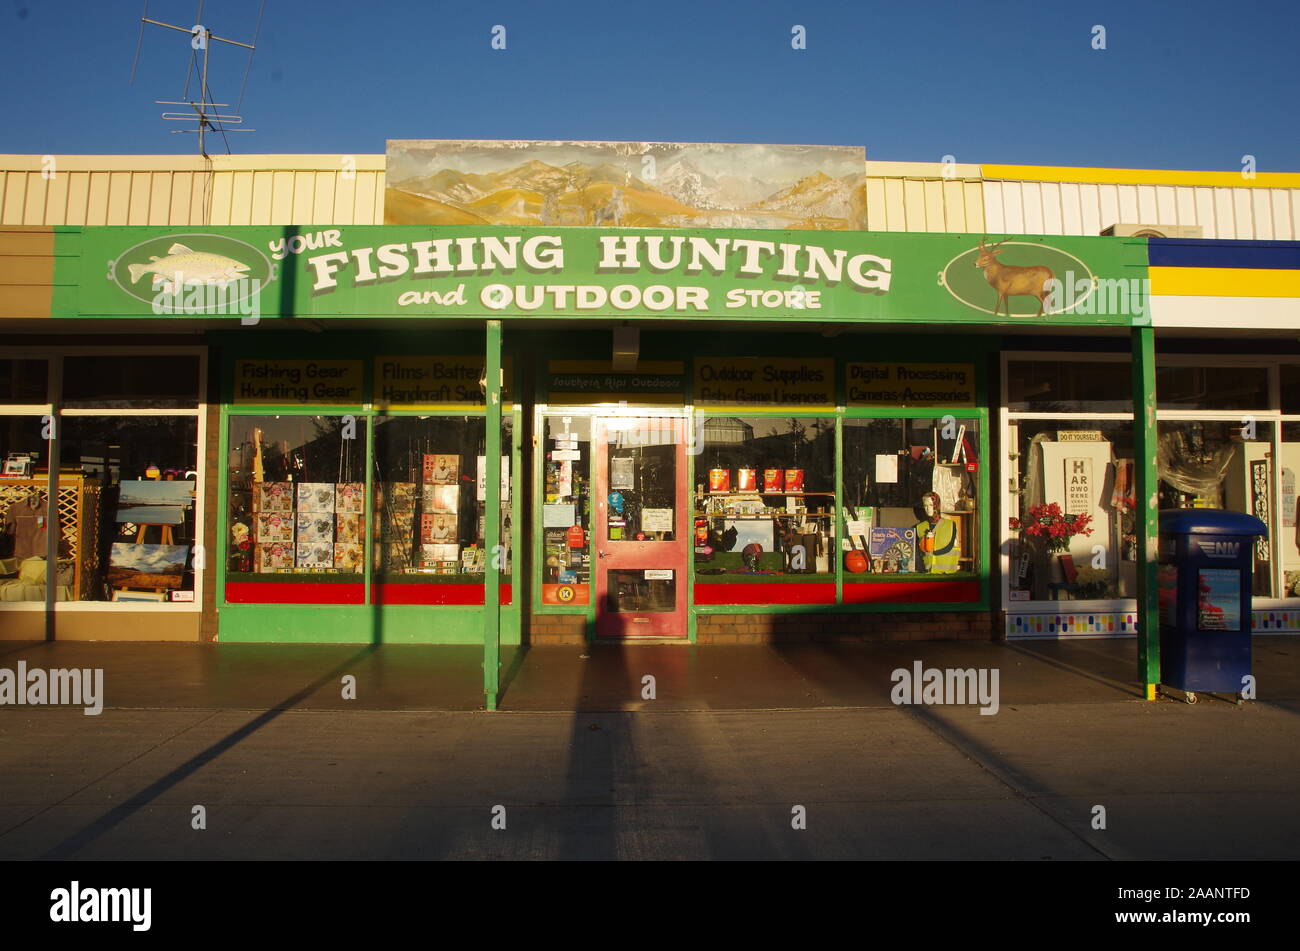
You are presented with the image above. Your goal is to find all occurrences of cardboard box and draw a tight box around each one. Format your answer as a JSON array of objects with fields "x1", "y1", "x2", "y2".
[
  {"x1": 295, "y1": 543, "x2": 334, "y2": 569},
  {"x1": 335, "y1": 514, "x2": 362, "y2": 544},
  {"x1": 335, "y1": 483, "x2": 365, "y2": 513},
  {"x1": 296, "y1": 514, "x2": 335, "y2": 546},
  {"x1": 256, "y1": 482, "x2": 293, "y2": 513},
  {"x1": 421, "y1": 484, "x2": 460, "y2": 514},
  {"x1": 255, "y1": 513, "x2": 294, "y2": 544},
  {"x1": 255, "y1": 542, "x2": 294, "y2": 572},
  {"x1": 420, "y1": 512, "x2": 457, "y2": 543},
  {"x1": 297, "y1": 483, "x2": 335, "y2": 514},
  {"x1": 422, "y1": 454, "x2": 459, "y2": 485},
  {"x1": 334, "y1": 543, "x2": 363, "y2": 573}
]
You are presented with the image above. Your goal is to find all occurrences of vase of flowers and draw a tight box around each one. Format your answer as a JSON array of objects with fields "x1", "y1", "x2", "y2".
[
  {"x1": 1010, "y1": 503, "x2": 1096, "y2": 596},
  {"x1": 1009, "y1": 503, "x2": 1094, "y2": 554}
]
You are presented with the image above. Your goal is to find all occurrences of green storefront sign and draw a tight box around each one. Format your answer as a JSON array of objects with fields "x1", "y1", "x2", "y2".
[{"x1": 55, "y1": 226, "x2": 1149, "y2": 326}]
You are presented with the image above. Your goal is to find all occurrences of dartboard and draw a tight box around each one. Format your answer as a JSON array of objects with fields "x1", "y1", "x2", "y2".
[{"x1": 878, "y1": 542, "x2": 911, "y2": 569}]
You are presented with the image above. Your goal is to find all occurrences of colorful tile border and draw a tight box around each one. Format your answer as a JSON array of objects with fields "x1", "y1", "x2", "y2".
[
  {"x1": 1253, "y1": 609, "x2": 1300, "y2": 632},
  {"x1": 1007, "y1": 613, "x2": 1137, "y2": 638},
  {"x1": 1007, "y1": 609, "x2": 1300, "y2": 638}
]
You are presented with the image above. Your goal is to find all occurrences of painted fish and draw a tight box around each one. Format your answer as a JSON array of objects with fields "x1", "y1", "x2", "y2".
[{"x1": 127, "y1": 243, "x2": 250, "y2": 294}]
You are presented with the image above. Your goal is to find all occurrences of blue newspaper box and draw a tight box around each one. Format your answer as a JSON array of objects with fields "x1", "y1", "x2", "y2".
[{"x1": 1158, "y1": 510, "x2": 1267, "y2": 694}]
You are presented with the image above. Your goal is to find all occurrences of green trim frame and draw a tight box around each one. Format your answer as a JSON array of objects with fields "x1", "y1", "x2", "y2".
[
  {"x1": 1132, "y1": 327, "x2": 1160, "y2": 697},
  {"x1": 523, "y1": 331, "x2": 997, "y2": 635},
  {"x1": 211, "y1": 330, "x2": 522, "y2": 645},
  {"x1": 205, "y1": 327, "x2": 999, "y2": 643}
]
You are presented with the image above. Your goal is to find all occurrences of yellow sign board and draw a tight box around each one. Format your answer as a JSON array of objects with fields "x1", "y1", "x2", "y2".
[
  {"x1": 234, "y1": 359, "x2": 363, "y2": 404},
  {"x1": 374, "y1": 356, "x2": 512, "y2": 408},
  {"x1": 547, "y1": 360, "x2": 685, "y2": 405},
  {"x1": 693, "y1": 357, "x2": 834, "y2": 407},
  {"x1": 846, "y1": 362, "x2": 975, "y2": 407}
]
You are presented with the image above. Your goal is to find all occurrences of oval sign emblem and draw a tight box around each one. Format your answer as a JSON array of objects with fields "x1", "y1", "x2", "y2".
[
  {"x1": 940, "y1": 241, "x2": 1095, "y2": 317},
  {"x1": 109, "y1": 232, "x2": 274, "y2": 309}
]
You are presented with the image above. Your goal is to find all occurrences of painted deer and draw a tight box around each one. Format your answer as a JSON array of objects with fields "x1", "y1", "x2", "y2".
[{"x1": 974, "y1": 238, "x2": 1054, "y2": 316}]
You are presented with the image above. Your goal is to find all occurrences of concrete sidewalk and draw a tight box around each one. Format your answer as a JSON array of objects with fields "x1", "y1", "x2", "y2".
[
  {"x1": 1, "y1": 636, "x2": 1296, "y2": 711},
  {"x1": 2, "y1": 638, "x2": 1297, "y2": 860}
]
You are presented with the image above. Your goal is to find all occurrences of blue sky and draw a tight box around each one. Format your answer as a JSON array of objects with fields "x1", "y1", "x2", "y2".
[{"x1": 3, "y1": 0, "x2": 1297, "y2": 170}]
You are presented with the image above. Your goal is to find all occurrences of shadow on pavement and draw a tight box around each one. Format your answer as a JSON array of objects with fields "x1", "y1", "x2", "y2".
[{"x1": 37, "y1": 644, "x2": 378, "y2": 860}]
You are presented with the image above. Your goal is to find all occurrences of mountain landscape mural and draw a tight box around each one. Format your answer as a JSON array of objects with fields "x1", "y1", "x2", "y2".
[{"x1": 385, "y1": 140, "x2": 868, "y2": 230}]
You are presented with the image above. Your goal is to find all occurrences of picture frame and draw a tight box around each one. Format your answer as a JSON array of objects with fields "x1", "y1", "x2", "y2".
[{"x1": 110, "y1": 589, "x2": 168, "y2": 602}]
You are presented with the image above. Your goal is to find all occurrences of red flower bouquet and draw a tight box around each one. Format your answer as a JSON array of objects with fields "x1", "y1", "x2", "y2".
[{"x1": 1009, "y1": 502, "x2": 1093, "y2": 554}]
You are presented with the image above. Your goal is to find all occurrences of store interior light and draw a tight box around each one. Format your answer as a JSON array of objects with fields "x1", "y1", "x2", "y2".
[{"x1": 602, "y1": 416, "x2": 642, "y2": 431}]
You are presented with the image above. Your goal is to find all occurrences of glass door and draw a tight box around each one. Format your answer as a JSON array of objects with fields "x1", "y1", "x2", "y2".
[{"x1": 594, "y1": 415, "x2": 687, "y2": 638}]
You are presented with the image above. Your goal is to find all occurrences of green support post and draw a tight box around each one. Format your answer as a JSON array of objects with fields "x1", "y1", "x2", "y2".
[
  {"x1": 1132, "y1": 327, "x2": 1160, "y2": 699},
  {"x1": 484, "y1": 320, "x2": 503, "y2": 710}
]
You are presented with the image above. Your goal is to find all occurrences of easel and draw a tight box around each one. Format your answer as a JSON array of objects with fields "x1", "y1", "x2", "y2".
[
  {"x1": 111, "y1": 469, "x2": 189, "y2": 599},
  {"x1": 134, "y1": 523, "x2": 177, "y2": 545},
  {"x1": 134, "y1": 467, "x2": 179, "y2": 545}
]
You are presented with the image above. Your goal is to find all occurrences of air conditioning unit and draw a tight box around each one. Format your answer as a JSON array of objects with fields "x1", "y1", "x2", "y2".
[{"x1": 1101, "y1": 223, "x2": 1203, "y2": 238}]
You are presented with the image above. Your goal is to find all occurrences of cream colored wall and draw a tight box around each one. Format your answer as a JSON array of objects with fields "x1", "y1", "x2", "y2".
[
  {"x1": 981, "y1": 179, "x2": 1299, "y2": 239},
  {"x1": 0, "y1": 154, "x2": 386, "y2": 227},
  {"x1": 2, "y1": 153, "x2": 1298, "y2": 239},
  {"x1": 863, "y1": 161, "x2": 986, "y2": 232}
]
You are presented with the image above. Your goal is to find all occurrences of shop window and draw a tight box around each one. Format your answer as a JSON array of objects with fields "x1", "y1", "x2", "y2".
[
  {"x1": 1, "y1": 414, "x2": 46, "y2": 474},
  {"x1": 62, "y1": 356, "x2": 200, "y2": 410},
  {"x1": 695, "y1": 416, "x2": 835, "y2": 578},
  {"x1": 606, "y1": 418, "x2": 677, "y2": 542},
  {"x1": 372, "y1": 415, "x2": 509, "y2": 588},
  {"x1": 58, "y1": 416, "x2": 199, "y2": 602},
  {"x1": 1156, "y1": 365, "x2": 1269, "y2": 411},
  {"x1": 1008, "y1": 420, "x2": 1132, "y2": 602},
  {"x1": 1158, "y1": 419, "x2": 1275, "y2": 597},
  {"x1": 1282, "y1": 365, "x2": 1300, "y2": 415},
  {"x1": 844, "y1": 418, "x2": 978, "y2": 577},
  {"x1": 1006, "y1": 360, "x2": 1131, "y2": 414},
  {"x1": 1282, "y1": 421, "x2": 1300, "y2": 599},
  {"x1": 226, "y1": 415, "x2": 364, "y2": 582},
  {"x1": 541, "y1": 415, "x2": 591, "y2": 605},
  {"x1": 0, "y1": 359, "x2": 48, "y2": 404},
  {"x1": 0, "y1": 415, "x2": 53, "y2": 602}
]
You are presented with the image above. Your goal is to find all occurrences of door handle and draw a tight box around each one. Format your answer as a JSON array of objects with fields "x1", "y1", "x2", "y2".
[{"x1": 598, "y1": 550, "x2": 608, "y2": 558}]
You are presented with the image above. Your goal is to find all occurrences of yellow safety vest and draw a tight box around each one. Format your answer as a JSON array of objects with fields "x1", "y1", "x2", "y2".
[{"x1": 915, "y1": 517, "x2": 960, "y2": 573}]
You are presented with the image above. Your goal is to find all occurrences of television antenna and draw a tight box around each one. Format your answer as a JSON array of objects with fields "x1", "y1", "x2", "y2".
[{"x1": 131, "y1": 2, "x2": 265, "y2": 156}]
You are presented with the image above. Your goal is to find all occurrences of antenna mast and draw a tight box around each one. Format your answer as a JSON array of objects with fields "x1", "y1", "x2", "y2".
[{"x1": 138, "y1": 14, "x2": 258, "y2": 156}]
